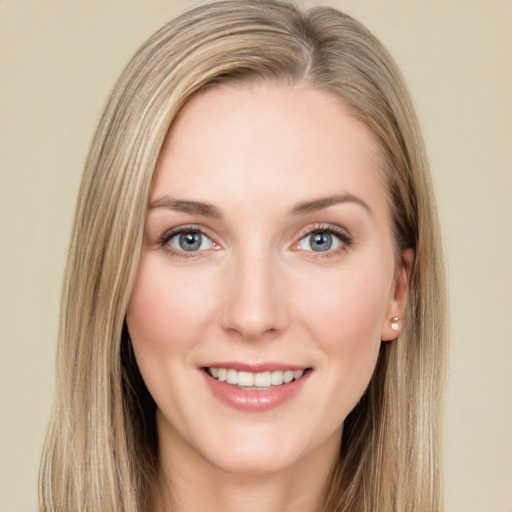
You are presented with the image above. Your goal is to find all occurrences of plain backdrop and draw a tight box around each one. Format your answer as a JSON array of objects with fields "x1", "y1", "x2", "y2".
[{"x1": 1, "y1": 1, "x2": 511, "y2": 511}]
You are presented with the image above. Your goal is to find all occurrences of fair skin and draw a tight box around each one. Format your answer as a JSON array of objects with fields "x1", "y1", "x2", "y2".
[{"x1": 127, "y1": 84, "x2": 412, "y2": 512}]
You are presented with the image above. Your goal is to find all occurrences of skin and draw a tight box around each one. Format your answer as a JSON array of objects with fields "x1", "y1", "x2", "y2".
[{"x1": 127, "y1": 84, "x2": 413, "y2": 512}]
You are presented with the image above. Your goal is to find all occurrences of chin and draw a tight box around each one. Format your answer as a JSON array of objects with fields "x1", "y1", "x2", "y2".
[
  {"x1": 207, "y1": 446, "x2": 303, "y2": 476},
  {"x1": 196, "y1": 423, "x2": 339, "y2": 477}
]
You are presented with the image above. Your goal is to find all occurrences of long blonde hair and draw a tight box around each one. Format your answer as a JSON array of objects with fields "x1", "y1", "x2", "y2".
[{"x1": 39, "y1": 2, "x2": 448, "y2": 511}]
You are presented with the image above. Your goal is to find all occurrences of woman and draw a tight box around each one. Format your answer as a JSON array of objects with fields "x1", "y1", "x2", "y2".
[{"x1": 39, "y1": 1, "x2": 448, "y2": 511}]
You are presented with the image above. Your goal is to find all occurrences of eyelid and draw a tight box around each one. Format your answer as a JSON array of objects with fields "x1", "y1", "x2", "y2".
[
  {"x1": 292, "y1": 223, "x2": 353, "y2": 254},
  {"x1": 160, "y1": 224, "x2": 220, "y2": 257},
  {"x1": 158, "y1": 222, "x2": 352, "y2": 258}
]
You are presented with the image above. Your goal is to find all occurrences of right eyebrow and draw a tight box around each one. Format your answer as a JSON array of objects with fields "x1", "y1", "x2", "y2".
[{"x1": 148, "y1": 197, "x2": 222, "y2": 218}]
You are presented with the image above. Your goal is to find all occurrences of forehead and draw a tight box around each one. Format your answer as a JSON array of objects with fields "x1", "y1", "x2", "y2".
[{"x1": 152, "y1": 84, "x2": 386, "y2": 215}]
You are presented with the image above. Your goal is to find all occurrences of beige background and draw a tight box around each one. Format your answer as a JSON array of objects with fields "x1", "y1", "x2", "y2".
[{"x1": 1, "y1": 1, "x2": 511, "y2": 511}]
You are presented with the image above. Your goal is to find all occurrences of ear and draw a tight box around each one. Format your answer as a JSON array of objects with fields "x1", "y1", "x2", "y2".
[{"x1": 381, "y1": 248, "x2": 414, "y2": 341}]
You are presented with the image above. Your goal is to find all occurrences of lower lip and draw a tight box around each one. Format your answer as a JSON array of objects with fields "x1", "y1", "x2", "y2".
[{"x1": 202, "y1": 370, "x2": 310, "y2": 412}]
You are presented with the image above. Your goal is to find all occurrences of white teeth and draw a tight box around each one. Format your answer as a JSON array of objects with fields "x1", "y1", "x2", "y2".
[
  {"x1": 283, "y1": 370, "x2": 294, "y2": 383},
  {"x1": 207, "y1": 367, "x2": 306, "y2": 387},
  {"x1": 237, "y1": 371, "x2": 254, "y2": 387},
  {"x1": 271, "y1": 371, "x2": 284, "y2": 385},
  {"x1": 226, "y1": 369, "x2": 237, "y2": 384},
  {"x1": 254, "y1": 372, "x2": 272, "y2": 387}
]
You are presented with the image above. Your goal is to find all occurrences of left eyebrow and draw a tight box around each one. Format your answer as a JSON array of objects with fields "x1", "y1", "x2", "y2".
[{"x1": 291, "y1": 194, "x2": 372, "y2": 216}]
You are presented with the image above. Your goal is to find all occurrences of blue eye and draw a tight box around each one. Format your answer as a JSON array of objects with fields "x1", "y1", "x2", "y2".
[
  {"x1": 165, "y1": 230, "x2": 217, "y2": 252},
  {"x1": 298, "y1": 229, "x2": 347, "y2": 252}
]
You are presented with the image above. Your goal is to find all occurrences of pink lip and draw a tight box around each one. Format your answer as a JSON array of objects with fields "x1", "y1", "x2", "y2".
[
  {"x1": 202, "y1": 361, "x2": 307, "y2": 372},
  {"x1": 201, "y1": 367, "x2": 311, "y2": 412}
]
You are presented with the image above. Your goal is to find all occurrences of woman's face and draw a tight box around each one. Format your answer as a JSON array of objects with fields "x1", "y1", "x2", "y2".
[{"x1": 127, "y1": 84, "x2": 411, "y2": 475}]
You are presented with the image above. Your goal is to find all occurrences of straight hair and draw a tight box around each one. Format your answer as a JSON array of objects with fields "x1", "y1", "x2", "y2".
[{"x1": 40, "y1": 2, "x2": 448, "y2": 511}]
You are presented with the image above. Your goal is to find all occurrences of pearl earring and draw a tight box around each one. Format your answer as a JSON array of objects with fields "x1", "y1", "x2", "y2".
[{"x1": 391, "y1": 316, "x2": 400, "y2": 331}]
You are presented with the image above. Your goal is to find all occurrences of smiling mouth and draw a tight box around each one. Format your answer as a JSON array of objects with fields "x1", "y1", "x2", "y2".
[{"x1": 204, "y1": 367, "x2": 309, "y2": 389}]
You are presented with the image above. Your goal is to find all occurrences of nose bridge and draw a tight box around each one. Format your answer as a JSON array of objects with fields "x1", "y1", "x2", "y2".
[{"x1": 222, "y1": 242, "x2": 288, "y2": 340}]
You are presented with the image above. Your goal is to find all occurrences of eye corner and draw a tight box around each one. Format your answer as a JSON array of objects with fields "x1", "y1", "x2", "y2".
[
  {"x1": 159, "y1": 224, "x2": 221, "y2": 259},
  {"x1": 292, "y1": 224, "x2": 353, "y2": 257}
]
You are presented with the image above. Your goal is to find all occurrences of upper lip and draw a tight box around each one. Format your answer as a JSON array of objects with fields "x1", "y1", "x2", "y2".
[{"x1": 201, "y1": 362, "x2": 309, "y2": 372}]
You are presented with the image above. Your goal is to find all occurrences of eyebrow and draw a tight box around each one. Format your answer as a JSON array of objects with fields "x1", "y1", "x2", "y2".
[
  {"x1": 149, "y1": 197, "x2": 222, "y2": 218},
  {"x1": 149, "y1": 193, "x2": 371, "y2": 219},
  {"x1": 291, "y1": 194, "x2": 372, "y2": 216}
]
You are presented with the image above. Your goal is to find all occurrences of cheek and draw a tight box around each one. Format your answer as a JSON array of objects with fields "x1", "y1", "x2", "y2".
[
  {"x1": 295, "y1": 266, "x2": 391, "y2": 400},
  {"x1": 298, "y1": 267, "x2": 390, "y2": 344},
  {"x1": 125, "y1": 258, "x2": 220, "y2": 412},
  {"x1": 127, "y1": 259, "x2": 215, "y2": 354}
]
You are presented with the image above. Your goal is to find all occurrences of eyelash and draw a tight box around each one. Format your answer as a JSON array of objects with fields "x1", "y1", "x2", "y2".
[
  {"x1": 159, "y1": 223, "x2": 353, "y2": 259},
  {"x1": 295, "y1": 224, "x2": 353, "y2": 258},
  {"x1": 160, "y1": 224, "x2": 218, "y2": 259}
]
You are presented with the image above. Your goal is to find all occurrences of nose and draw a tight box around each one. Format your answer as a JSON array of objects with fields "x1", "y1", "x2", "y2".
[{"x1": 221, "y1": 249, "x2": 289, "y2": 341}]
